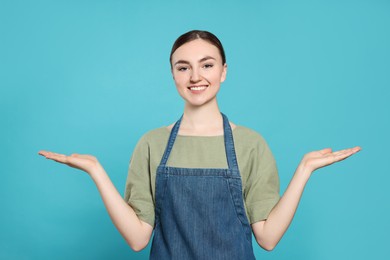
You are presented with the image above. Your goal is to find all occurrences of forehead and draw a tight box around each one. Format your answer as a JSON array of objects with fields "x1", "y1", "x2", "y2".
[{"x1": 171, "y1": 39, "x2": 222, "y2": 63}]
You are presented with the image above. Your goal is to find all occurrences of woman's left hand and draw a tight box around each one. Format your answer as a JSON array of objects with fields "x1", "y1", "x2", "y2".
[
  {"x1": 299, "y1": 146, "x2": 361, "y2": 173},
  {"x1": 253, "y1": 145, "x2": 361, "y2": 250}
]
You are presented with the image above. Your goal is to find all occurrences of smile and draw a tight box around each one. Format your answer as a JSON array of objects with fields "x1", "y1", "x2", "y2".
[{"x1": 188, "y1": 85, "x2": 208, "y2": 91}]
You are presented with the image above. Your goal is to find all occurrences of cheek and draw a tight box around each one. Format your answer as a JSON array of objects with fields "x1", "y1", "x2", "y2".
[
  {"x1": 203, "y1": 68, "x2": 225, "y2": 83},
  {"x1": 173, "y1": 76, "x2": 187, "y2": 88},
  {"x1": 208, "y1": 73, "x2": 223, "y2": 84},
  {"x1": 173, "y1": 73, "x2": 188, "y2": 86}
]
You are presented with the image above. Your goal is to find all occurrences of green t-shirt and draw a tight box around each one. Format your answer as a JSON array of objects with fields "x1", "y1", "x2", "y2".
[{"x1": 124, "y1": 125, "x2": 280, "y2": 227}]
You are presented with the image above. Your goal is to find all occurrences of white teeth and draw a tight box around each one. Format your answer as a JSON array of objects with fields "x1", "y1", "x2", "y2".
[{"x1": 190, "y1": 86, "x2": 207, "y2": 91}]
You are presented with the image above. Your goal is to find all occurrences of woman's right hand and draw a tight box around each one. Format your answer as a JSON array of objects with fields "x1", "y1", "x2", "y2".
[
  {"x1": 38, "y1": 151, "x2": 102, "y2": 175},
  {"x1": 38, "y1": 150, "x2": 153, "y2": 251}
]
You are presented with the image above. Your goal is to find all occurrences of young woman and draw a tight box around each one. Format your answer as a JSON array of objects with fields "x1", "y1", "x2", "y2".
[{"x1": 39, "y1": 30, "x2": 360, "y2": 259}]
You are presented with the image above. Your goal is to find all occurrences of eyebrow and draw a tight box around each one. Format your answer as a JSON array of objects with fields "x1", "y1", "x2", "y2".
[{"x1": 173, "y1": 56, "x2": 216, "y2": 66}]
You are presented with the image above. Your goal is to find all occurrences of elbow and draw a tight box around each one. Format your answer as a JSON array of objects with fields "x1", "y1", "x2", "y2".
[
  {"x1": 129, "y1": 242, "x2": 147, "y2": 252},
  {"x1": 130, "y1": 245, "x2": 145, "y2": 252},
  {"x1": 127, "y1": 239, "x2": 149, "y2": 252},
  {"x1": 125, "y1": 222, "x2": 153, "y2": 252},
  {"x1": 256, "y1": 238, "x2": 278, "y2": 252},
  {"x1": 262, "y1": 243, "x2": 276, "y2": 252}
]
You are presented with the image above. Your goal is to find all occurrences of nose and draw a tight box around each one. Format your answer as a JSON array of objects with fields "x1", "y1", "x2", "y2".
[{"x1": 190, "y1": 68, "x2": 201, "y2": 82}]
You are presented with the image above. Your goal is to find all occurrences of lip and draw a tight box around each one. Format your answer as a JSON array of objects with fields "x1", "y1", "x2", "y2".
[
  {"x1": 187, "y1": 85, "x2": 208, "y2": 94},
  {"x1": 187, "y1": 84, "x2": 208, "y2": 89}
]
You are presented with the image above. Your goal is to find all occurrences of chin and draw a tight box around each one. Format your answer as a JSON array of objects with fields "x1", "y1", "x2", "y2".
[
  {"x1": 184, "y1": 97, "x2": 217, "y2": 107},
  {"x1": 177, "y1": 90, "x2": 218, "y2": 107}
]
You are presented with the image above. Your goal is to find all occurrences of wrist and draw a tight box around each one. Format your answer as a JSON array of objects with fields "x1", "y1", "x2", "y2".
[
  {"x1": 296, "y1": 163, "x2": 313, "y2": 180},
  {"x1": 88, "y1": 163, "x2": 105, "y2": 179}
]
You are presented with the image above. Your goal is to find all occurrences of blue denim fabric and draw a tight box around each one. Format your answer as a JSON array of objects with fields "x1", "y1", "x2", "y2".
[{"x1": 150, "y1": 113, "x2": 256, "y2": 260}]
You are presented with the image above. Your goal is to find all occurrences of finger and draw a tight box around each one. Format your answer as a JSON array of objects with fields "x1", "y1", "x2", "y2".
[
  {"x1": 333, "y1": 146, "x2": 361, "y2": 157},
  {"x1": 44, "y1": 152, "x2": 63, "y2": 159},
  {"x1": 332, "y1": 148, "x2": 353, "y2": 156},
  {"x1": 38, "y1": 150, "x2": 52, "y2": 156},
  {"x1": 39, "y1": 151, "x2": 56, "y2": 158},
  {"x1": 319, "y1": 148, "x2": 332, "y2": 155},
  {"x1": 71, "y1": 154, "x2": 90, "y2": 159},
  {"x1": 45, "y1": 153, "x2": 69, "y2": 164},
  {"x1": 43, "y1": 151, "x2": 76, "y2": 164},
  {"x1": 39, "y1": 151, "x2": 71, "y2": 158},
  {"x1": 332, "y1": 148, "x2": 360, "y2": 162},
  {"x1": 352, "y1": 146, "x2": 362, "y2": 153}
]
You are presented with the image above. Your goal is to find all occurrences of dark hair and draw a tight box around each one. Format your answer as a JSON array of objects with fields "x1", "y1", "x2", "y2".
[{"x1": 170, "y1": 30, "x2": 226, "y2": 67}]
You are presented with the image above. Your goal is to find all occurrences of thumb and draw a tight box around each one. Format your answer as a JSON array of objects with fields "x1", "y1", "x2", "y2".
[{"x1": 319, "y1": 148, "x2": 332, "y2": 155}]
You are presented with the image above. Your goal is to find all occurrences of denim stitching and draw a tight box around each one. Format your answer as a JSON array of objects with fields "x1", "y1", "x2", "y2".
[{"x1": 226, "y1": 178, "x2": 253, "y2": 245}]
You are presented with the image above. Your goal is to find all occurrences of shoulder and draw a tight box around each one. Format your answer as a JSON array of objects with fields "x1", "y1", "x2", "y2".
[
  {"x1": 136, "y1": 126, "x2": 170, "y2": 146},
  {"x1": 233, "y1": 125, "x2": 273, "y2": 157},
  {"x1": 233, "y1": 125, "x2": 267, "y2": 145},
  {"x1": 142, "y1": 126, "x2": 170, "y2": 139}
]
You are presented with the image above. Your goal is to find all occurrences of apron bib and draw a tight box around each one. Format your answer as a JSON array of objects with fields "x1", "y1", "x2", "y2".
[{"x1": 150, "y1": 113, "x2": 256, "y2": 260}]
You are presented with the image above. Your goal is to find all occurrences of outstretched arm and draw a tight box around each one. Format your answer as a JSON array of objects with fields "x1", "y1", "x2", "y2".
[
  {"x1": 251, "y1": 146, "x2": 361, "y2": 251},
  {"x1": 38, "y1": 151, "x2": 153, "y2": 251}
]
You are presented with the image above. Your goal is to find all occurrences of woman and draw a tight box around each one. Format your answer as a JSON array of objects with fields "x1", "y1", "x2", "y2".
[{"x1": 39, "y1": 30, "x2": 360, "y2": 259}]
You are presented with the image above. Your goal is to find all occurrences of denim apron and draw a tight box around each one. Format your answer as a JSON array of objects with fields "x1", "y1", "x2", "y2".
[{"x1": 150, "y1": 113, "x2": 256, "y2": 260}]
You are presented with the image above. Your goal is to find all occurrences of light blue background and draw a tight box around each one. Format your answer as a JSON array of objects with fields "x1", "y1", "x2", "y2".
[{"x1": 1, "y1": 0, "x2": 389, "y2": 259}]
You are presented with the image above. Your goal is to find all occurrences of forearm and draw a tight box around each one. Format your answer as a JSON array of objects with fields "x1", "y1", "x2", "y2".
[
  {"x1": 252, "y1": 164, "x2": 311, "y2": 250},
  {"x1": 90, "y1": 166, "x2": 153, "y2": 251},
  {"x1": 37, "y1": 151, "x2": 153, "y2": 251},
  {"x1": 252, "y1": 146, "x2": 360, "y2": 250}
]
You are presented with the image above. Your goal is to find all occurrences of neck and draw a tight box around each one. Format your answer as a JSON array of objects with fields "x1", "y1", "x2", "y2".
[{"x1": 180, "y1": 98, "x2": 223, "y2": 135}]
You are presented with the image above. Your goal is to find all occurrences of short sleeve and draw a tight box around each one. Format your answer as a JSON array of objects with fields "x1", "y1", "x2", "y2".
[
  {"x1": 244, "y1": 135, "x2": 280, "y2": 224},
  {"x1": 124, "y1": 135, "x2": 155, "y2": 227}
]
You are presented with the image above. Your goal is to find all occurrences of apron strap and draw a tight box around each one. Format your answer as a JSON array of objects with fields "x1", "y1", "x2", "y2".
[
  {"x1": 222, "y1": 113, "x2": 239, "y2": 172},
  {"x1": 159, "y1": 114, "x2": 183, "y2": 167},
  {"x1": 159, "y1": 112, "x2": 239, "y2": 172}
]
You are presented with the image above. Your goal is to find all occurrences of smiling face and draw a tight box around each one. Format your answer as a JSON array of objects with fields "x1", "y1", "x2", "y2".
[{"x1": 171, "y1": 39, "x2": 227, "y2": 107}]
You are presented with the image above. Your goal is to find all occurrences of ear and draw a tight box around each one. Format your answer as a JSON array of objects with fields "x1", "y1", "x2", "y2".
[{"x1": 220, "y1": 63, "x2": 227, "y2": 83}]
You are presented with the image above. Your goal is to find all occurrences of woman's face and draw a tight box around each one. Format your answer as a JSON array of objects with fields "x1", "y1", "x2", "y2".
[{"x1": 171, "y1": 39, "x2": 227, "y2": 107}]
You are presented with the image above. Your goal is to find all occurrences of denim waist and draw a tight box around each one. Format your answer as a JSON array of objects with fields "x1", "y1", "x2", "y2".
[{"x1": 157, "y1": 165, "x2": 241, "y2": 178}]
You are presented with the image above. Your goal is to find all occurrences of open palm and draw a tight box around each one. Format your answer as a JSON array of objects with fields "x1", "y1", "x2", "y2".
[
  {"x1": 38, "y1": 151, "x2": 101, "y2": 174},
  {"x1": 301, "y1": 146, "x2": 361, "y2": 173}
]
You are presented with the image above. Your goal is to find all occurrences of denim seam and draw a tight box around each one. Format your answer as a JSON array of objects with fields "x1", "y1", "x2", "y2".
[
  {"x1": 155, "y1": 174, "x2": 169, "y2": 224},
  {"x1": 226, "y1": 178, "x2": 253, "y2": 245}
]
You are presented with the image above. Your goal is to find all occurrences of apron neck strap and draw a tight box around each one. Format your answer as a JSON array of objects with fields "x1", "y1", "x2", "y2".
[
  {"x1": 159, "y1": 112, "x2": 239, "y2": 172},
  {"x1": 222, "y1": 113, "x2": 239, "y2": 172},
  {"x1": 159, "y1": 114, "x2": 183, "y2": 167}
]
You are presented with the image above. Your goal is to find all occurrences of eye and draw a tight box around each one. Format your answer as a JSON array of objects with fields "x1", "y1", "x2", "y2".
[
  {"x1": 203, "y1": 63, "x2": 214, "y2": 69},
  {"x1": 177, "y1": 66, "x2": 189, "y2": 72}
]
